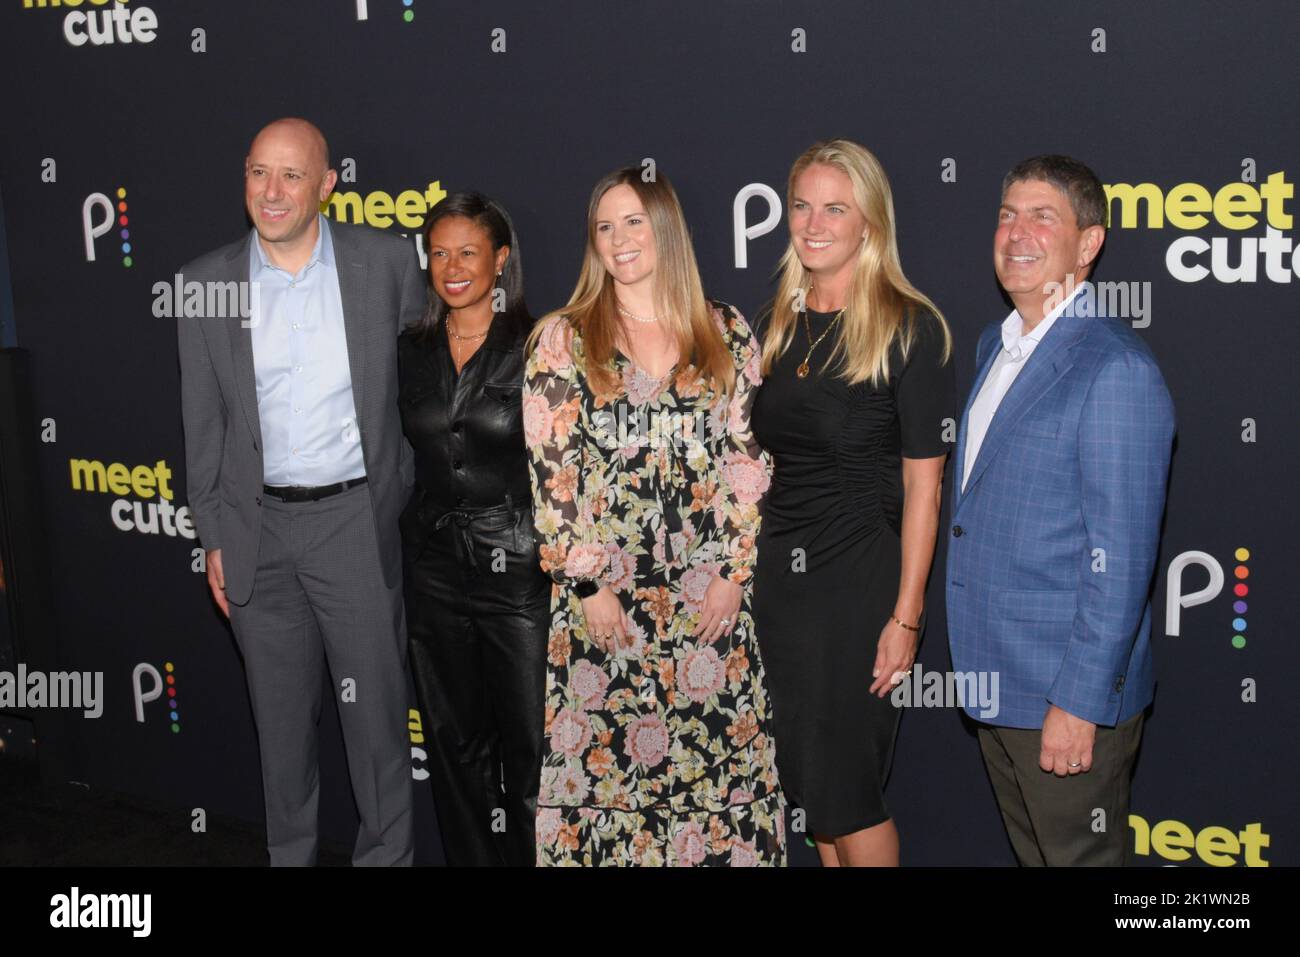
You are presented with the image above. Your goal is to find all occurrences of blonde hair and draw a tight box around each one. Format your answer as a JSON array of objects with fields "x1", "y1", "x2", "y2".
[
  {"x1": 761, "y1": 139, "x2": 952, "y2": 384},
  {"x1": 527, "y1": 167, "x2": 734, "y2": 396}
]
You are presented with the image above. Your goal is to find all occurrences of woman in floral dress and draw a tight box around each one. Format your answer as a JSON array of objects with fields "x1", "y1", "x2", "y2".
[{"x1": 523, "y1": 167, "x2": 786, "y2": 866}]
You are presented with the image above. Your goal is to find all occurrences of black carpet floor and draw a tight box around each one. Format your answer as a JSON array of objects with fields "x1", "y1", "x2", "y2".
[{"x1": 0, "y1": 756, "x2": 349, "y2": 866}]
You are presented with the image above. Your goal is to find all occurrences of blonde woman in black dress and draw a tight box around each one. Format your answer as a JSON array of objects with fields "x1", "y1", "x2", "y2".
[{"x1": 751, "y1": 140, "x2": 955, "y2": 866}]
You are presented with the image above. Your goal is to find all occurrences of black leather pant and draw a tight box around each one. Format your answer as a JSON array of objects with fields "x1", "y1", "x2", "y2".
[{"x1": 402, "y1": 493, "x2": 550, "y2": 866}]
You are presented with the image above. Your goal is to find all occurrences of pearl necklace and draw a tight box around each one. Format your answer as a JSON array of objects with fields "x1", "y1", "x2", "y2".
[{"x1": 617, "y1": 302, "x2": 659, "y2": 324}]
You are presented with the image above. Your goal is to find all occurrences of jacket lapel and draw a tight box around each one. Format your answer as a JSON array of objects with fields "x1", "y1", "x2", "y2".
[
  {"x1": 330, "y1": 218, "x2": 370, "y2": 427},
  {"x1": 225, "y1": 234, "x2": 260, "y2": 444},
  {"x1": 958, "y1": 312, "x2": 1085, "y2": 503},
  {"x1": 954, "y1": 331, "x2": 1000, "y2": 506}
]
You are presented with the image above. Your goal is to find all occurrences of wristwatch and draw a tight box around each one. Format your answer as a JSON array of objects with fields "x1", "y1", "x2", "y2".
[{"x1": 572, "y1": 579, "x2": 600, "y2": 598}]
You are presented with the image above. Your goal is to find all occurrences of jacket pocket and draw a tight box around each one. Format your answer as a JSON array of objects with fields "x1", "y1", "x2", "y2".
[
  {"x1": 483, "y1": 380, "x2": 522, "y2": 405},
  {"x1": 998, "y1": 588, "x2": 1077, "y2": 622},
  {"x1": 1017, "y1": 416, "x2": 1062, "y2": 439}
]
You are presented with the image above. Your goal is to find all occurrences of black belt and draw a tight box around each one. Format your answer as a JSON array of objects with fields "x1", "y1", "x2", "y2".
[
  {"x1": 263, "y1": 475, "x2": 368, "y2": 502},
  {"x1": 416, "y1": 491, "x2": 529, "y2": 572}
]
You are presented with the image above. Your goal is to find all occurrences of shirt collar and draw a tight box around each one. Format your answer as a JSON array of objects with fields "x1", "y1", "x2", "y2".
[
  {"x1": 249, "y1": 213, "x2": 334, "y2": 277},
  {"x1": 483, "y1": 313, "x2": 520, "y2": 351},
  {"x1": 1000, "y1": 281, "x2": 1084, "y2": 359}
]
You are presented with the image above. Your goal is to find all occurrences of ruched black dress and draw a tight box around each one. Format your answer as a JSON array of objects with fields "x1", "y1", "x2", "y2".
[{"x1": 751, "y1": 308, "x2": 954, "y2": 836}]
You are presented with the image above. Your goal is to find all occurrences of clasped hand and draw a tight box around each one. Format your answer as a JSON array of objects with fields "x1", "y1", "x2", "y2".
[{"x1": 580, "y1": 572, "x2": 742, "y2": 652}]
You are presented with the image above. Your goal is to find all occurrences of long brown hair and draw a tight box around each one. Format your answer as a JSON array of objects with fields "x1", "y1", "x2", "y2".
[
  {"x1": 761, "y1": 139, "x2": 951, "y2": 384},
  {"x1": 527, "y1": 167, "x2": 734, "y2": 396}
]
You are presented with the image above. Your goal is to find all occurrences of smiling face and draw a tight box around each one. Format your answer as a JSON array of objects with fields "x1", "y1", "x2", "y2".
[
  {"x1": 789, "y1": 162, "x2": 868, "y2": 289},
  {"x1": 244, "y1": 120, "x2": 336, "y2": 254},
  {"x1": 594, "y1": 183, "x2": 657, "y2": 289},
  {"x1": 994, "y1": 178, "x2": 1104, "y2": 320},
  {"x1": 426, "y1": 215, "x2": 508, "y2": 312}
]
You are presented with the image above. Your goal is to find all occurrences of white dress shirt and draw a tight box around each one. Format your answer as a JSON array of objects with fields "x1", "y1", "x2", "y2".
[
  {"x1": 249, "y1": 215, "x2": 365, "y2": 487},
  {"x1": 961, "y1": 286, "x2": 1083, "y2": 492}
]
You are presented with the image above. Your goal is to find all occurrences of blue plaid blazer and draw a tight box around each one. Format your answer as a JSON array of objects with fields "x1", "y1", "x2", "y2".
[{"x1": 946, "y1": 308, "x2": 1175, "y2": 729}]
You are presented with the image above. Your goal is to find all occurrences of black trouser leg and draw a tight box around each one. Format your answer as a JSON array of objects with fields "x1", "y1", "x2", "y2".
[
  {"x1": 472, "y1": 507, "x2": 550, "y2": 866},
  {"x1": 405, "y1": 524, "x2": 504, "y2": 866},
  {"x1": 467, "y1": 509, "x2": 548, "y2": 868}
]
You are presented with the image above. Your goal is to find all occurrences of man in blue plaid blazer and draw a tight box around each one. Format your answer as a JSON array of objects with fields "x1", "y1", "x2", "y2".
[{"x1": 946, "y1": 155, "x2": 1175, "y2": 866}]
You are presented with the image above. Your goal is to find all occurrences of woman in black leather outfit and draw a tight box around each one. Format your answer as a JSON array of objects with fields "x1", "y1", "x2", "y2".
[{"x1": 397, "y1": 192, "x2": 549, "y2": 866}]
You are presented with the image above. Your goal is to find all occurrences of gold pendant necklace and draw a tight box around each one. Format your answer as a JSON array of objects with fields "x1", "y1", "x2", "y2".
[
  {"x1": 448, "y1": 318, "x2": 488, "y2": 370},
  {"x1": 797, "y1": 308, "x2": 843, "y2": 378}
]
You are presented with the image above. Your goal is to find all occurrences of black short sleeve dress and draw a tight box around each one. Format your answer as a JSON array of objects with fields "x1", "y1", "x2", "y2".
[{"x1": 750, "y1": 307, "x2": 955, "y2": 836}]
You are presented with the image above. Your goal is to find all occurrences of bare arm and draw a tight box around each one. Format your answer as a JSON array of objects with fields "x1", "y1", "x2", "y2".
[{"x1": 893, "y1": 454, "x2": 946, "y2": 625}]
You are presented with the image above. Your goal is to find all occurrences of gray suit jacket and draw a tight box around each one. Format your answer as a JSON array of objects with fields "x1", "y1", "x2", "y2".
[{"x1": 176, "y1": 218, "x2": 422, "y2": 605}]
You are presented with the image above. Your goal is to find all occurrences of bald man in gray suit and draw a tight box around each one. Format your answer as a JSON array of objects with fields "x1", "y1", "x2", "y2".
[{"x1": 177, "y1": 118, "x2": 420, "y2": 865}]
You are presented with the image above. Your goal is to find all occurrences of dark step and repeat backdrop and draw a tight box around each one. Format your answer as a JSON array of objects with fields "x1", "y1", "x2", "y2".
[{"x1": 0, "y1": 0, "x2": 1294, "y2": 865}]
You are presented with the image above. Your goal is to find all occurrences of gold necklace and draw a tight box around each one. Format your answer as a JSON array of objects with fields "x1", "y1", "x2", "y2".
[
  {"x1": 797, "y1": 308, "x2": 843, "y2": 378},
  {"x1": 448, "y1": 318, "x2": 488, "y2": 370}
]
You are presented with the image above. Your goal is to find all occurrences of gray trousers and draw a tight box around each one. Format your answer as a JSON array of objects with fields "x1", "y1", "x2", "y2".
[
  {"x1": 977, "y1": 711, "x2": 1144, "y2": 866},
  {"x1": 229, "y1": 482, "x2": 413, "y2": 866}
]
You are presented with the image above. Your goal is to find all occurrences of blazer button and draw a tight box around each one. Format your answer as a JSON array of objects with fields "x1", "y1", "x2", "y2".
[
  {"x1": 255, "y1": 496, "x2": 262, "y2": 507},
  {"x1": 1114, "y1": 675, "x2": 1126, "y2": 693},
  {"x1": 451, "y1": 422, "x2": 462, "y2": 434},
  {"x1": 252, "y1": 442, "x2": 258, "y2": 451},
  {"x1": 952, "y1": 525, "x2": 964, "y2": 538},
  {"x1": 453, "y1": 460, "x2": 463, "y2": 470}
]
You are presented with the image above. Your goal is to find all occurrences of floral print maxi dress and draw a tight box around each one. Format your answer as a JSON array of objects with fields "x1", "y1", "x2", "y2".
[{"x1": 522, "y1": 301, "x2": 786, "y2": 866}]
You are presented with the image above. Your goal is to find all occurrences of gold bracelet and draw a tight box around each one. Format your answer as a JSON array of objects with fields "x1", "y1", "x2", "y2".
[{"x1": 890, "y1": 614, "x2": 921, "y2": 632}]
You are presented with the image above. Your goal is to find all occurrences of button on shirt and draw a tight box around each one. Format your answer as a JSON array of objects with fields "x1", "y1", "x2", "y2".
[
  {"x1": 961, "y1": 285, "x2": 1083, "y2": 492},
  {"x1": 249, "y1": 215, "x2": 365, "y2": 487}
]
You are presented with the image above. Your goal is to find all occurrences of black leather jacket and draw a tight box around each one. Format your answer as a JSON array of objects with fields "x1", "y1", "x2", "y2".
[{"x1": 396, "y1": 316, "x2": 534, "y2": 556}]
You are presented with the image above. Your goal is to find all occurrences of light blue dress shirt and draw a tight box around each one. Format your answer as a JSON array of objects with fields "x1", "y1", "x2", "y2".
[{"x1": 248, "y1": 214, "x2": 366, "y2": 487}]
